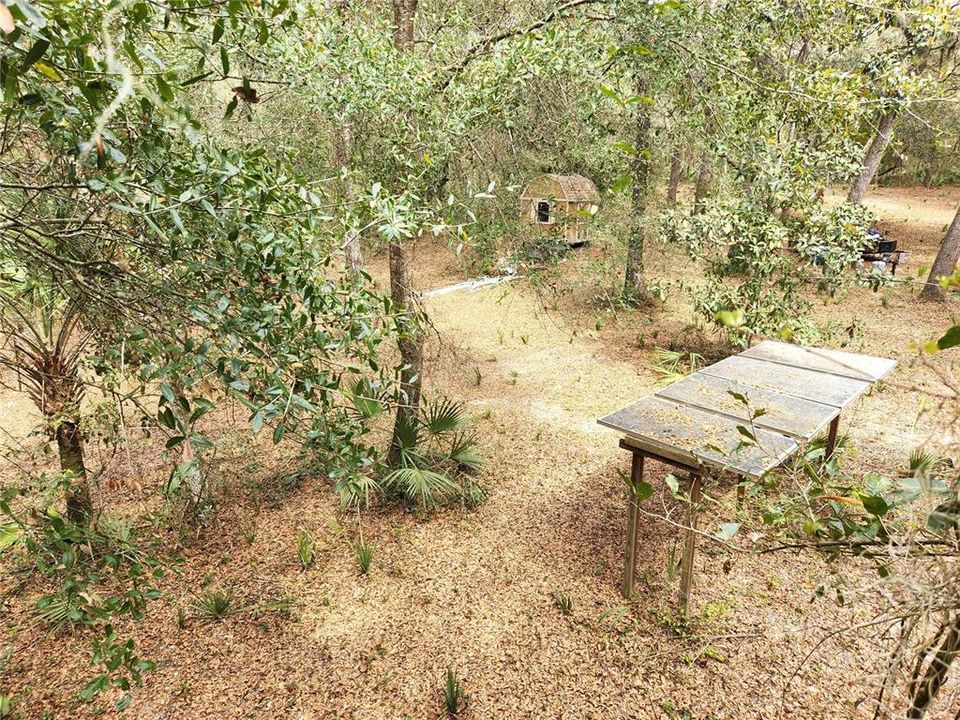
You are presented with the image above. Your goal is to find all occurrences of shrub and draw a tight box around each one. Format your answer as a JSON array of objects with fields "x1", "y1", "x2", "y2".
[
  {"x1": 383, "y1": 397, "x2": 484, "y2": 509},
  {"x1": 661, "y1": 198, "x2": 878, "y2": 348},
  {"x1": 1, "y1": 485, "x2": 163, "y2": 710}
]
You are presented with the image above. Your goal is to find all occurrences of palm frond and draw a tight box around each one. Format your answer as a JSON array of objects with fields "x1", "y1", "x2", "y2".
[
  {"x1": 423, "y1": 397, "x2": 468, "y2": 437},
  {"x1": 907, "y1": 448, "x2": 948, "y2": 477},
  {"x1": 33, "y1": 593, "x2": 88, "y2": 627},
  {"x1": 383, "y1": 466, "x2": 460, "y2": 508},
  {"x1": 653, "y1": 370, "x2": 690, "y2": 388},
  {"x1": 334, "y1": 474, "x2": 382, "y2": 509},
  {"x1": 653, "y1": 348, "x2": 686, "y2": 371},
  {"x1": 393, "y1": 412, "x2": 421, "y2": 453},
  {"x1": 350, "y1": 378, "x2": 385, "y2": 419},
  {"x1": 0, "y1": 520, "x2": 20, "y2": 552},
  {"x1": 652, "y1": 347, "x2": 704, "y2": 387},
  {"x1": 448, "y1": 433, "x2": 482, "y2": 471}
]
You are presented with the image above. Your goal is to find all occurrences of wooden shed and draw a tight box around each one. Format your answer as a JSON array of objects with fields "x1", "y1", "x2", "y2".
[{"x1": 520, "y1": 173, "x2": 600, "y2": 246}]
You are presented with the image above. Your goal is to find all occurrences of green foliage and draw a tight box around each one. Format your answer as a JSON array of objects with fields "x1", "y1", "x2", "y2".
[
  {"x1": 663, "y1": 199, "x2": 877, "y2": 348},
  {"x1": 423, "y1": 397, "x2": 469, "y2": 437},
  {"x1": 553, "y1": 591, "x2": 573, "y2": 616},
  {"x1": 906, "y1": 449, "x2": 950, "y2": 479},
  {"x1": 0, "y1": 519, "x2": 18, "y2": 551},
  {"x1": 936, "y1": 325, "x2": 960, "y2": 351},
  {"x1": 382, "y1": 396, "x2": 484, "y2": 510},
  {"x1": 0, "y1": 0, "x2": 396, "y2": 514},
  {"x1": 193, "y1": 590, "x2": 235, "y2": 621},
  {"x1": 0, "y1": 0, "x2": 954, "y2": 716},
  {"x1": 296, "y1": 528, "x2": 317, "y2": 570},
  {"x1": 0, "y1": 485, "x2": 163, "y2": 710},
  {"x1": 80, "y1": 626, "x2": 156, "y2": 713},
  {"x1": 512, "y1": 224, "x2": 573, "y2": 270},
  {"x1": 458, "y1": 477, "x2": 490, "y2": 510},
  {"x1": 619, "y1": 467, "x2": 653, "y2": 502},
  {"x1": 328, "y1": 514, "x2": 374, "y2": 575},
  {"x1": 443, "y1": 668, "x2": 468, "y2": 717},
  {"x1": 762, "y1": 443, "x2": 958, "y2": 551},
  {"x1": 352, "y1": 539, "x2": 374, "y2": 576},
  {"x1": 333, "y1": 473, "x2": 382, "y2": 512},
  {"x1": 651, "y1": 347, "x2": 704, "y2": 387},
  {"x1": 239, "y1": 515, "x2": 257, "y2": 545},
  {"x1": 660, "y1": 700, "x2": 694, "y2": 720},
  {"x1": 383, "y1": 466, "x2": 460, "y2": 509},
  {"x1": 800, "y1": 431, "x2": 852, "y2": 467},
  {"x1": 666, "y1": 541, "x2": 680, "y2": 583},
  {"x1": 0, "y1": 272, "x2": 87, "y2": 422}
]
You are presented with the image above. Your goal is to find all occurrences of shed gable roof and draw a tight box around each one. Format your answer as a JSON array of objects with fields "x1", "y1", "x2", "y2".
[{"x1": 521, "y1": 174, "x2": 600, "y2": 203}]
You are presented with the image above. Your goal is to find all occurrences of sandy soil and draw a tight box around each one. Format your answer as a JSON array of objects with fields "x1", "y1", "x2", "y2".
[{"x1": 1, "y1": 186, "x2": 959, "y2": 719}]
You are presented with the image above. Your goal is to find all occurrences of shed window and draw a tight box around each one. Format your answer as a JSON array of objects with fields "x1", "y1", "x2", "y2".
[{"x1": 536, "y1": 201, "x2": 551, "y2": 223}]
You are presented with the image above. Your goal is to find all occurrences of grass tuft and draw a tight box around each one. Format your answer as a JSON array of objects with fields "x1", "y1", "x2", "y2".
[
  {"x1": 297, "y1": 527, "x2": 317, "y2": 570},
  {"x1": 193, "y1": 590, "x2": 234, "y2": 621},
  {"x1": 553, "y1": 591, "x2": 573, "y2": 616},
  {"x1": 353, "y1": 540, "x2": 373, "y2": 575},
  {"x1": 443, "y1": 668, "x2": 468, "y2": 717}
]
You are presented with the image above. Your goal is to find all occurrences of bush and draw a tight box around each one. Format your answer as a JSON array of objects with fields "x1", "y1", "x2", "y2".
[
  {"x1": 661, "y1": 198, "x2": 878, "y2": 348},
  {"x1": 0, "y1": 483, "x2": 164, "y2": 711},
  {"x1": 383, "y1": 397, "x2": 484, "y2": 509}
]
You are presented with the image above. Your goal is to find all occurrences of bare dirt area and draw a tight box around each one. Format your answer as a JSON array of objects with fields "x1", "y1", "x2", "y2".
[
  {"x1": 2, "y1": 187, "x2": 959, "y2": 719},
  {"x1": 865, "y1": 185, "x2": 960, "y2": 267}
]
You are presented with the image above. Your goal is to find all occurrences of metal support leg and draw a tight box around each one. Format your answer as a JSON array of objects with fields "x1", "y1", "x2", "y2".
[
  {"x1": 825, "y1": 415, "x2": 840, "y2": 459},
  {"x1": 621, "y1": 453, "x2": 644, "y2": 599},
  {"x1": 679, "y1": 473, "x2": 702, "y2": 613}
]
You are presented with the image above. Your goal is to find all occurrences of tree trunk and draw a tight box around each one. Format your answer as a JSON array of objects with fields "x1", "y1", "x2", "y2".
[
  {"x1": 344, "y1": 222, "x2": 363, "y2": 275},
  {"x1": 56, "y1": 418, "x2": 91, "y2": 522},
  {"x1": 393, "y1": 0, "x2": 417, "y2": 47},
  {"x1": 907, "y1": 614, "x2": 960, "y2": 719},
  {"x1": 334, "y1": 1, "x2": 362, "y2": 276},
  {"x1": 921, "y1": 204, "x2": 960, "y2": 301},
  {"x1": 388, "y1": 0, "x2": 424, "y2": 467},
  {"x1": 623, "y1": 74, "x2": 653, "y2": 303},
  {"x1": 175, "y1": 436, "x2": 205, "y2": 510},
  {"x1": 847, "y1": 111, "x2": 896, "y2": 204},
  {"x1": 387, "y1": 241, "x2": 424, "y2": 466},
  {"x1": 344, "y1": 232, "x2": 363, "y2": 275},
  {"x1": 692, "y1": 100, "x2": 716, "y2": 215},
  {"x1": 693, "y1": 152, "x2": 712, "y2": 215},
  {"x1": 335, "y1": 122, "x2": 363, "y2": 275},
  {"x1": 667, "y1": 147, "x2": 681, "y2": 206}
]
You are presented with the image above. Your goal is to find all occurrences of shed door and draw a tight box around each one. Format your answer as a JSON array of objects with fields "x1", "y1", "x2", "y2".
[{"x1": 536, "y1": 201, "x2": 551, "y2": 223}]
